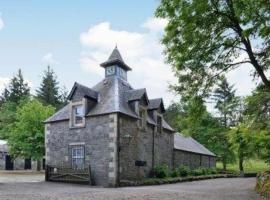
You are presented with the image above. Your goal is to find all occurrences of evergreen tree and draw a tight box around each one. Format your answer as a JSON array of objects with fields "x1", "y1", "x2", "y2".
[
  {"x1": 212, "y1": 76, "x2": 240, "y2": 127},
  {"x1": 212, "y1": 76, "x2": 240, "y2": 170},
  {"x1": 36, "y1": 66, "x2": 63, "y2": 108},
  {"x1": 5, "y1": 69, "x2": 30, "y2": 104},
  {"x1": 0, "y1": 69, "x2": 30, "y2": 139}
]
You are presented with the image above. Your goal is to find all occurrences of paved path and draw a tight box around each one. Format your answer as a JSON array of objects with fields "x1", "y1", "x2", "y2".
[{"x1": 0, "y1": 176, "x2": 265, "y2": 200}]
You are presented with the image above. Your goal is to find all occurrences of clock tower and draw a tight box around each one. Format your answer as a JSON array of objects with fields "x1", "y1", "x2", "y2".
[{"x1": 100, "y1": 46, "x2": 131, "y2": 81}]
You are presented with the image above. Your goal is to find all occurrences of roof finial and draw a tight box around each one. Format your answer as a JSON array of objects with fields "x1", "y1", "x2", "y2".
[{"x1": 115, "y1": 43, "x2": 118, "y2": 49}]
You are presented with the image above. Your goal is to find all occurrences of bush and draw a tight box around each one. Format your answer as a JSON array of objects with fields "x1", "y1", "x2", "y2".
[
  {"x1": 153, "y1": 164, "x2": 169, "y2": 178},
  {"x1": 178, "y1": 166, "x2": 190, "y2": 177},
  {"x1": 210, "y1": 168, "x2": 217, "y2": 174},
  {"x1": 170, "y1": 169, "x2": 179, "y2": 177},
  {"x1": 192, "y1": 168, "x2": 204, "y2": 176}
]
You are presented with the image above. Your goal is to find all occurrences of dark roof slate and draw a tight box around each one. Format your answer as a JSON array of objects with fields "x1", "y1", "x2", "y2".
[
  {"x1": 125, "y1": 88, "x2": 149, "y2": 103},
  {"x1": 148, "y1": 98, "x2": 165, "y2": 112},
  {"x1": 174, "y1": 133, "x2": 216, "y2": 156},
  {"x1": 67, "y1": 82, "x2": 98, "y2": 100},
  {"x1": 100, "y1": 47, "x2": 132, "y2": 71}
]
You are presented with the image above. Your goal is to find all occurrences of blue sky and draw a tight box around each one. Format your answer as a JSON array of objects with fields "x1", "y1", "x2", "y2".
[{"x1": 0, "y1": 1, "x2": 255, "y2": 108}]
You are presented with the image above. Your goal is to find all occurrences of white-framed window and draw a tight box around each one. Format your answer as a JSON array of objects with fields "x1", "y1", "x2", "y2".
[
  {"x1": 157, "y1": 115, "x2": 162, "y2": 133},
  {"x1": 72, "y1": 104, "x2": 84, "y2": 126},
  {"x1": 71, "y1": 146, "x2": 85, "y2": 169},
  {"x1": 139, "y1": 107, "x2": 147, "y2": 128}
]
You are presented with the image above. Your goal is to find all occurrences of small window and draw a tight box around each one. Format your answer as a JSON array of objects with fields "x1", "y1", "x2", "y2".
[
  {"x1": 71, "y1": 146, "x2": 85, "y2": 169},
  {"x1": 72, "y1": 105, "x2": 83, "y2": 126},
  {"x1": 139, "y1": 107, "x2": 146, "y2": 128},
  {"x1": 157, "y1": 115, "x2": 162, "y2": 133}
]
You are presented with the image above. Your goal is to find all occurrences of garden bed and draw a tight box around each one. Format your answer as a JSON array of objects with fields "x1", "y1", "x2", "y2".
[{"x1": 120, "y1": 174, "x2": 238, "y2": 187}]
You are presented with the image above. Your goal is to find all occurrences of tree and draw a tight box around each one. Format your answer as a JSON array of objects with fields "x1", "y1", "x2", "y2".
[
  {"x1": 4, "y1": 69, "x2": 30, "y2": 104},
  {"x1": 0, "y1": 69, "x2": 30, "y2": 139},
  {"x1": 212, "y1": 76, "x2": 240, "y2": 127},
  {"x1": 211, "y1": 76, "x2": 240, "y2": 170},
  {"x1": 36, "y1": 66, "x2": 66, "y2": 108},
  {"x1": 245, "y1": 85, "x2": 270, "y2": 163},
  {"x1": 156, "y1": 0, "x2": 270, "y2": 98},
  {"x1": 8, "y1": 99, "x2": 55, "y2": 170},
  {"x1": 229, "y1": 124, "x2": 255, "y2": 176},
  {"x1": 165, "y1": 97, "x2": 235, "y2": 167}
]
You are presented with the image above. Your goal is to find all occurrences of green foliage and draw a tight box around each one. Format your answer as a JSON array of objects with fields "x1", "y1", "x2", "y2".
[
  {"x1": 156, "y1": 0, "x2": 270, "y2": 98},
  {"x1": 170, "y1": 169, "x2": 179, "y2": 178},
  {"x1": 2, "y1": 69, "x2": 30, "y2": 104},
  {"x1": 216, "y1": 159, "x2": 270, "y2": 173},
  {"x1": 192, "y1": 167, "x2": 205, "y2": 176},
  {"x1": 0, "y1": 69, "x2": 31, "y2": 139},
  {"x1": 36, "y1": 66, "x2": 67, "y2": 108},
  {"x1": 177, "y1": 165, "x2": 190, "y2": 177},
  {"x1": 153, "y1": 164, "x2": 169, "y2": 178},
  {"x1": 8, "y1": 99, "x2": 55, "y2": 160}
]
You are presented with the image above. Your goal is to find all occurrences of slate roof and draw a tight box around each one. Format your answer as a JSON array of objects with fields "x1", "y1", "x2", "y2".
[
  {"x1": 45, "y1": 48, "x2": 174, "y2": 132},
  {"x1": 100, "y1": 47, "x2": 132, "y2": 71},
  {"x1": 126, "y1": 88, "x2": 149, "y2": 103},
  {"x1": 67, "y1": 82, "x2": 98, "y2": 100},
  {"x1": 174, "y1": 133, "x2": 216, "y2": 156},
  {"x1": 148, "y1": 98, "x2": 165, "y2": 112}
]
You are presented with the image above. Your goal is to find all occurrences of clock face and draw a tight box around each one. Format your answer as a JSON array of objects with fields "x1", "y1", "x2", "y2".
[{"x1": 106, "y1": 66, "x2": 115, "y2": 75}]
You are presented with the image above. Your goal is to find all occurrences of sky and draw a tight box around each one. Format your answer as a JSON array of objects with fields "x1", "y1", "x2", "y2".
[{"x1": 0, "y1": 0, "x2": 257, "y2": 109}]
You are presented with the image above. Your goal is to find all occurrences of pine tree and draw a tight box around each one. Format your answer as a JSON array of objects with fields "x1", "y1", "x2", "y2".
[
  {"x1": 36, "y1": 66, "x2": 63, "y2": 108},
  {"x1": 212, "y1": 76, "x2": 240, "y2": 170},
  {"x1": 212, "y1": 76, "x2": 240, "y2": 127},
  {"x1": 0, "y1": 69, "x2": 30, "y2": 139},
  {"x1": 5, "y1": 69, "x2": 30, "y2": 104}
]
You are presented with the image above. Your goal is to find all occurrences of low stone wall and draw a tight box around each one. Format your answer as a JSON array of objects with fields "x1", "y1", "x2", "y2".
[{"x1": 255, "y1": 170, "x2": 270, "y2": 198}]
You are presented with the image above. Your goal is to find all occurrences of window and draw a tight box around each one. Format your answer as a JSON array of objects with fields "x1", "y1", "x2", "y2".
[
  {"x1": 139, "y1": 107, "x2": 146, "y2": 128},
  {"x1": 72, "y1": 105, "x2": 83, "y2": 126},
  {"x1": 71, "y1": 146, "x2": 85, "y2": 169},
  {"x1": 157, "y1": 115, "x2": 162, "y2": 133}
]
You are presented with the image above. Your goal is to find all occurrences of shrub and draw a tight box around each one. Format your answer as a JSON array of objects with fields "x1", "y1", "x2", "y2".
[
  {"x1": 170, "y1": 169, "x2": 179, "y2": 178},
  {"x1": 210, "y1": 168, "x2": 217, "y2": 174},
  {"x1": 192, "y1": 168, "x2": 204, "y2": 176},
  {"x1": 153, "y1": 164, "x2": 169, "y2": 178},
  {"x1": 178, "y1": 166, "x2": 190, "y2": 177}
]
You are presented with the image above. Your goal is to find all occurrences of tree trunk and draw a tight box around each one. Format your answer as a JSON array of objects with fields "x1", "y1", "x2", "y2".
[
  {"x1": 226, "y1": 0, "x2": 270, "y2": 89},
  {"x1": 222, "y1": 159, "x2": 227, "y2": 171},
  {"x1": 37, "y1": 160, "x2": 41, "y2": 171},
  {"x1": 239, "y1": 154, "x2": 244, "y2": 177}
]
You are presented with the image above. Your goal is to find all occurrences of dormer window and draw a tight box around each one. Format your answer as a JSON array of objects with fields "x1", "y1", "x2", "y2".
[
  {"x1": 139, "y1": 107, "x2": 147, "y2": 129},
  {"x1": 69, "y1": 99, "x2": 86, "y2": 128},
  {"x1": 157, "y1": 115, "x2": 162, "y2": 133},
  {"x1": 73, "y1": 105, "x2": 83, "y2": 125}
]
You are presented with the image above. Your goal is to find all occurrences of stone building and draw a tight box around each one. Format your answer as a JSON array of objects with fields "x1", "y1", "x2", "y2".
[
  {"x1": 0, "y1": 140, "x2": 38, "y2": 170},
  {"x1": 45, "y1": 47, "x2": 216, "y2": 187}
]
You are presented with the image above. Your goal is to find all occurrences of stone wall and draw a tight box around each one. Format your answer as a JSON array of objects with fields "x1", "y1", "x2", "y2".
[
  {"x1": 154, "y1": 129, "x2": 174, "y2": 169},
  {"x1": 118, "y1": 114, "x2": 174, "y2": 181},
  {"x1": 173, "y1": 150, "x2": 216, "y2": 169},
  {"x1": 45, "y1": 114, "x2": 112, "y2": 187}
]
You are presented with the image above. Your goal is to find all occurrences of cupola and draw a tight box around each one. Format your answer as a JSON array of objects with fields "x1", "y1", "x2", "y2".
[{"x1": 100, "y1": 46, "x2": 131, "y2": 81}]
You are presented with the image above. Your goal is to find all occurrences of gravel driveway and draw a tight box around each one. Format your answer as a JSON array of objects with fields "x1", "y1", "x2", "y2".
[{"x1": 0, "y1": 177, "x2": 264, "y2": 200}]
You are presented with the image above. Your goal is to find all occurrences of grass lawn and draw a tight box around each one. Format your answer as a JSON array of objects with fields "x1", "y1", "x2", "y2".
[{"x1": 216, "y1": 159, "x2": 270, "y2": 173}]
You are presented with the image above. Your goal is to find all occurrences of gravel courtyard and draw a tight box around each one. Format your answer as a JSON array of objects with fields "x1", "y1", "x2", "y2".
[{"x1": 0, "y1": 175, "x2": 265, "y2": 200}]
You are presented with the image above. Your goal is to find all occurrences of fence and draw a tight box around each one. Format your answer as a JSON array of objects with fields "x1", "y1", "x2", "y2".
[{"x1": 45, "y1": 165, "x2": 92, "y2": 185}]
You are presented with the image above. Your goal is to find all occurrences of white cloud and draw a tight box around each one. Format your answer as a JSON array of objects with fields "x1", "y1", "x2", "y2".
[
  {"x1": 79, "y1": 18, "x2": 177, "y2": 106},
  {"x1": 42, "y1": 53, "x2": 58, "y2": 66},
  {"x1": 142, "y1": 18, "x2": 168, "y2": 32},
  {"x1": 0, "y1": 13, "x2": 4, "y2": 30},
  {"x1": 0, "y1": 77, "x2": 10, "y2": 93}
]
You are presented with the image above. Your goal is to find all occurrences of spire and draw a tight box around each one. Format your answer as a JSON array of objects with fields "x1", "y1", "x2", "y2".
[
  {"x1": 108, "y1": 46, "x2": 124, "y2": 62},
  {"x1": 100, "y1": 46, "x2": 131, "y2": 71}
]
